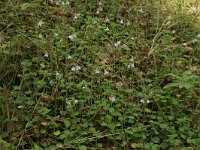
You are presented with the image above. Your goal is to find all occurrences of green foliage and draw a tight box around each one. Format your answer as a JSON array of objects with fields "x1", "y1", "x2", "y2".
[{"x1": 0, "y1": 0, "x2": 200, "y2": 149}]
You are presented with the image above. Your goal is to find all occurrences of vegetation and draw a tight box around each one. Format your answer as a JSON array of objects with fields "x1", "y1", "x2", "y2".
[{"x1": 0, "y1": 0, "x2": 200, "y2": 149}]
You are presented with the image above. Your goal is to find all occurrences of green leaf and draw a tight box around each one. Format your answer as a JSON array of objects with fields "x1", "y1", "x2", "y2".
[
  {"x1": 64, "y1": 119, "x2": 71, "y2": 128},
  {"x1": 53, "y1": 130, "x2": 61, "y2": 136},
  {"x1": 163, "y1": 83, "x2": 180, "y2": 89},
  {"x1": 37, "y1": 107, "x2": 51, "y2": 115},
  {"x1": 21, "y1": 3, "x2": 31, "y2": 10},
  {"x1": 183, "y1": 83, "x2": 193, "y2": 89},
  {"x1": 166, "y1": 73, "x2": 182, "y2": 81},
  {"x1": 79, "y1": 145, "x2": 87, "y2": 150}
]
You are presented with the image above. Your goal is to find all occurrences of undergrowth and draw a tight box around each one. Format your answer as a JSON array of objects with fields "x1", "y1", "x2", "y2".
[{"x1": 0, "y1": 0, "x2": 200, "y2": 149}]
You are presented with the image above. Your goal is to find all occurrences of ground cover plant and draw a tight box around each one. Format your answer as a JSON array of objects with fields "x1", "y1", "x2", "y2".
[{"x1": 0, "y1": 0, "x2": 200, "y2": 149}]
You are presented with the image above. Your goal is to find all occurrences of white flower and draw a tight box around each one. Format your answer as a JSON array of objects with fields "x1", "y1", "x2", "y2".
[
  {"x1": 140, "y1": 99, "x2": 150, "y2": 103},
  {"x1": 68, "y1": 34, "x2": 76, "y2": 40},
  {"x1": 105, "y1": 17, "x2": 110, "y2": 23},
  {"x1": 65, "y1": 1, "x2": 70, "y2": 5},
  {"x1": 192, "y1": 39, "x2": 197, "y2": 43},
  {"x1": 109, "y1": 96, "x2": 116, "y2": 102},
  {"x1": 93, "y1": 20, "x2": 97, "y2": 24},
  {"x1": 61, "y1": 1, "x2": 65, "y2": 5},
  {"x1": 190, "y1": 66, "x2": 197, "y2": 71},
  {"x1": 140, "y1": 99, "x2": 145, "y2": 103},
  {"x1": 131, "y1": 37, "x2": 135, "y2": 40},
  {"x1": 74, "y1": 13, "x2": 80, "y2": 19},
  {"x1": 54, "y1": 33, "x2": 58, "y2": 37},
  {"x1": 116, "y1": 82, "x2": 123, "y2": 87},
  {"x1": 55, "y1": 1, "x2": 60, "y2": 6},
  {"x1": 129, "y1": 58, "x2": 134, "y2": 62},
  {"x1": 172, "y1": 30, "x2": 176, "y2": 34},
  {"x1": 126, "y1": 21, "x2": 130, "y2": 26},
  {"x1": 49, "y1": 80, "x2": 54, "y2": 86},
  {"x1": 66, "y1": 55, "x2": 72, "y2": 59},
  {"x1": 120, "y1": 19, "x2": 124, "y2": 24},
  {"x1": 98, "y1": 1, "x2": 102, "y2": 5},
  {"x1": 94, "y1": 69, "x2": 100, "y2": 74},
  {"x1": 197, "y1": 34, "x2": 200, "y2": 38},
  {"x1": 56, "y1": 71, "x2": 62, "y2": 79},
  {"x1": 183, "y1": 43, "x2": 187, "y2": 46},
  {"x1": 128, "y1": 62, "x2": 135, "y2": 68},
  {"x1": 44, "y1": 52, "x2": 48, "y2": 58},
  {"x1": 96, "y1": 7, "x2": 103, "y2": 14},
  {"x1": 105, "y1": 27, "x2": 109, "y2": 31},
  {"x1": 74, "y1": 100, "x2": 78, "y2": 104},
  {"x1": 38, "y1": 33, "x2": 43, "y2": 38},
  {"x1": 37, "y1": 20, "x2": 44, "y2": 27},
  {"x1": 122, "y1": 44, "x2": 128, "y2": 48},
  {"x1": 138, "y1": 8, "x2": 143, "y2": 13},
  {"x1": 104, "y1": 70, "x2": 109, "y2": 75},
  {"x1": 114, "y1": 41, "x2": 121, "y2": 47},
  {"x1": 66, "y1": 101, "x2": 72, "y2": 108},
  {"x1": 71, "y1": 65, "x2": 81, "y2": 71}
]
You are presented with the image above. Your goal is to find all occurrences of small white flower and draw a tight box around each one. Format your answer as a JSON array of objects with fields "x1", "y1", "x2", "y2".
[
  {"x1": 61, "y1": 1, "x2": 65, "y2": 5},
  {"x1": 109, "y1": 96, "x2": 116, "y2": 102},
  {"x1": 197, "y1": 34, "x2": 200, "y2": 38},
  {"x1": 37, "y1": 20, "x2": 44, "y2": 27},
  {"x1": 114, "y1": 41, "x2": 121, "y2": 47},
  {"x1": 122, "y1": 44, "x2": 128, "y2": 48},
  {"x1": 38, "y1": 33, "x2": 43, "y2": 38},
  {"x1": 65, "y1": 1, "x2": 70, "y2": 5},
  {"x1": 74, "y1": 13, "x2": 80, "y2": 19},
  {"x1": 96, "y1": 7, "x2": 103, "y2": 14},
  {"x1": 128, "y1": 62, "x2": 135, "y2": 68},
  {"x1": 56, "y1": 71, "x2": 62, "y2": 79},
  {"x1": 68, "y1": 34, "x2": 76, "y2": 40},
  {"x1": 66, "y1": 55, "x2": 72, "y2": 59},
  {"x1": 98, "y1": 1, "x2": 102, "y2": 5},
  {"x1": 105, "y1": 17, "x2": 110, "y2": 23},
  {"x1": 129, "y1": 58, "x2": 134, "y2": 62},
  {"x1": 138, "y1": 8, "x2": 143, "y2": 13},
  {"x1": 94, "y1": 69, "x2": 100, "y2": 74},
  {"x1": 105, "y1": 27, "x2": 109, "y2": 31},
  {"x1": 140, "y1": 99, "x2": 145, "y2": 103},
  {"x1": 93, "y1": 20, "x2": 97, "y2": 24},
  {"x1": 71, "y1": 65, "x2": 81, "y2": 71},
  {"x1": 104, "y1": 70, "x2": 109, "y2": 75},
  {"x1": 183, "y1": 43, "x2": 187, "y2": 46},
  {"x1": 49, "y1": 80, "x2": 54, "y2": 86},
  {"x1": 74, "y1": 100, "x2": 78, "y2": 104},
  {"x1": 54, "y1": 33, "x2": 58, "y2": 37},
  {"x1": 192, "y1": 39, "x2": 197, "y2": 43},
  {"x1": 120, "y1": 19, "x2": 124, "y2": 24},
  {"x1": 126, "y1": 21, "x2": 130, "y2": 26},
  {"x1": 55, "y1": 1, "x2": 60, "y2": 6},
  {"x1": 96, "y1": 10, "x2": 100, "y2": 14},
  {"x1": 172, "y1": 30, "x2": 176, "y2": 34},
  {"x1": 44, "y1": 52, "x2": 48, "y2": 58},
  {"x1": 66, "y1": 101, "x2": 72, "y2": 108},
  {"x1": 140, "y1": 99, "x2": 150, "y2": 103},
  {"x1": 131, "y1": 37, "x2": 135, "y2": 40},
  {"x1": 116, "y1": 82, "x2": 123, "y2": 87},
  {"x1": 190, "y1": 66, "x2": 197, "y2": 71}
]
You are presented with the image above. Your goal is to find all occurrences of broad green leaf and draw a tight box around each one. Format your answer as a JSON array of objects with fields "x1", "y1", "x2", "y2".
[{"x1": 53, "y1": 130, "x2": 61, "y2": 136}]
